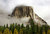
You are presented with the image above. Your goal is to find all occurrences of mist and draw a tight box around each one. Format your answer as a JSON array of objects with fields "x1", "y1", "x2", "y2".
[{"x1": 0, "y1": 0, "x2": 50, "y2": 25}]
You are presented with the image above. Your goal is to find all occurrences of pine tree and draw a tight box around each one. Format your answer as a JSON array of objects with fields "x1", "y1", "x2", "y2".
[
  {"x1": 21, "y1": 24, "x2": 24, "y2": 29},
  {"x1": 26, "y1": 24, "x2": 29, "y2": 34},
  {"x1": 0, "y1": 26, "x2": 5, "y2": 33},
  {"x1": 42, "y1": 31, "x2": 46, "y2": 34},
  {"x1": 45, "y1": 25, "x2": 49, "y2": 34},
  {"x1": 17, "y1": 24, "x2": 20, "y2": 32},
  {"x1": 9, "y1": 23, "x2": 14, "y2": 33},
  {"x1": 3, "y1": 28, "x2": 10, "y2": 34},
  {"x1": 47, "y1": 29, "x2": 50, "y2": 34},
  {"x1": 40, "y1": 26, "x2": 43, "y2": 34},
  {"x1": 20, "y1": 29, "x2": 23, "y2": 34},
  {"x1": 29, "y1": 18, "x2": 34, "y2": 34},
  {"x1": 10, "y1": 30, "x2": 12, "y2": 34},
  {"x1": 37, "y1": 24, "x2": 39, "y2": 34},
  {"x1": 14, "y1": 28, "x2": 18, "y2": 34},
  {"x1": 6, "y1": 24, "x2": 8, "y2": 28},
  {"x1": 0, "y1": 31, "x2": 2, "y2": 34},
  {"x1": 22, "y1": 27, "x2": 26, "y2": 34},
  {"x1": 15, "y1": 23, "x2": 17, "y2": 29}
]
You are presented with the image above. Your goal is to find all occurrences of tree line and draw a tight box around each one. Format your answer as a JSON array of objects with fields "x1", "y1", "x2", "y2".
[{"x1": 0, "y1": 19, "x2": 50, "y2": 34}]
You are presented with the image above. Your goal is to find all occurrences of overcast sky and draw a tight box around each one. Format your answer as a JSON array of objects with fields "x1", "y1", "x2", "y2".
[{"x1": 0, "y1": 0, "x2": 50, "y2": 25}]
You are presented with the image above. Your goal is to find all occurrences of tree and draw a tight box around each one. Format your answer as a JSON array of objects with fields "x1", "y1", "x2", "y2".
[
  {"x1": 10, "y1": 30, "x2": 12, "y2": 34},
  {"x1": 29, "y1": 18, "x2": 35, "y2": 34},
  {"x1": 6, "y1": 24, "x2": 8, "y2": 28},
  {"x1": 20, "y1": 29, "x2": 23, "y2": 34},
  {"x1": 14, "y1": 23, "x2": 17, "y2": 29},
  {"x1": 26, "y1": 24, "x2": 29, "y2": 30},
  {"x1": 3, "y1": 28, "x2": 10, "y2": 34},
  {"x1": 4, "y1": 25, "x2": 5, "y2": 29},
  {"x1": 40, "y1": 26, "x2": 43, "y2": 34},
  {"x1": 22, "y1": 27, "x2": 26, "y2": 34},
  {"x1": 42, "y1": 31, "x2": 46, "y2": 34},
  {"x1": 28, "y1": 28, "x2": 32, "y2": 34},
  {"x1": 17, "y1": 24, "x2": 20, "y2": 32},
  {"x1": 0, "y1": 31, "x2": 2, "y2": 34},
  {"x1": 45, "y1": 25, "x2": 49, "y2": 34},
  {"x1": 21, "y1": 24, "x2": 24, "y2": 29},
  {"x1": 47, "y1": 29, "x2": 50, "y2": 34},
  {"x1": 0, "y1": 26, "x2": 5, "y2": 33},
  {"x1": 37, "y1": 24, "x2": 39, "y2": 34},
  {"x1": 14, "y1": 28, "x2": 18, "y2": 34},
  {"x1": 26, "y1": 24, "x2": 29, "y2": 34},
  {"x1": 34, "y1": 25, "x2": 37, "y2": 34},
  {"x1": 9, "y1": 23, "x2": 14, "y2": 33}
]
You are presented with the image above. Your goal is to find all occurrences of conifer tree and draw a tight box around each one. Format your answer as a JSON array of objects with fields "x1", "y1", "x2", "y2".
[
  {"x1": 20, "y1": 29, "x2": 23, "y2": 34},
  {"x1": 10, "y1": 30, "x2": 12, "y2": 34},
  {"x1": 21, "y1": 24, "x2": 24, "y2": 29},
  {"x1": 0, "y1": 31, "x2": 2, "y2": 34},
  {"x1": 17, "y1": 24, "x2": 20, "y2": 34},
  {"x1": 29, "y1": 18, "x2": 34, "y2": 34},
  {"x1": 9, "y1": 23, "x2": 14, "y2": 33},
  {"x1": 15, "y1": 23, "x2": 17, "y2": 29},
  {"x1": 26, "y1": 24, "x2": 29, "y2": 34},
  {"x1": 6, "y1": 24, "x2": 8, "y2": 28},
  {"x1": 45, "y1": 25, "x2": 49, "y2": 34},
  {"x1": 47, "y1": 29, "x2": 50, "y2": 34},
  {"x1": 3, "y1": 28, "x2": 10, "y2": 34},
  {"x1": 42, "y1": 31, "x2": 46, "y2": 34},
  {"x1": 14, "y1": 28, "x2": 18, "y2": 34}
]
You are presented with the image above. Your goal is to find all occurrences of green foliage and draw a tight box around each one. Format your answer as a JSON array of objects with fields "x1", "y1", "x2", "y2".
[
  {"x1": 20, "y1": 29, "x2": 23, "y2": 34},
  {"x1": 47, "y1": 29, "x2": 50, "y2": 34},
  {"x1": 9, "y1": 23, "x2": 14, "y2": 33},
  {"x1": 0, "y1": 31, "x2": 2, "y2": 34},
  {"x1": 17, "y1": 24, "x2": 20, "y2": 32},
  {"x1": 14, "y1": 23, "x2": 17, "y2": 29},
  {"x1": 14, "y1": 28, "x2": 18, "y2": 34},
  {"x1": 6, "y1": 24, "x2": 8, "y2": 28},
  {"x1": 0, "y1": 19, "x2": 50, "y2": 34},
  {"x1": 21, "y1": 24, "x2": 24, "y2": 29},
  {"x1": 0, "y1": 26, "x2": 5, "y2": 33},
  {"x1": 3, "y1": 28, "x2": 10, "y2": 34}
]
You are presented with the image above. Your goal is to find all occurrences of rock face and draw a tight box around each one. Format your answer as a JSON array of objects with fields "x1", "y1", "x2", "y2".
[
  {"x1": 11, "y1": 6, "x2": 34, "y2": 19},
  {"x1": 0, "y1": 6, "x2": 47, "y2": 26},
  {"x1": 10, "y1": 6, "x2": 47, "y2": 26},
  {"x1": 34, "y1": 14, "x2": 47, "y2": 26}
]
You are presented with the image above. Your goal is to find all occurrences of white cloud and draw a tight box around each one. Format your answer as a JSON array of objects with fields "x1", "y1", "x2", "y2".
[{"x1": 0, "y1": 0, "x2": 50, "y2": 25}]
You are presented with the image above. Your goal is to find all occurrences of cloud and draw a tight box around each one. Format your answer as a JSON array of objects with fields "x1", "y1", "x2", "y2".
[{"x1": 0, "y1": 0, "x2": 50, "y2": 25}]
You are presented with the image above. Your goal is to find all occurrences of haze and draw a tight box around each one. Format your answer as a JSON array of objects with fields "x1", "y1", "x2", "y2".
[{"x1": 0, "y1": 0, "x2": 50, "y2": 25}]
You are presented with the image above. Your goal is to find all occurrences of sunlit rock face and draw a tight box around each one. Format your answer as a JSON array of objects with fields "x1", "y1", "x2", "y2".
[
  {"x1": 11, "y1": 6, "x2": 34, "y2": 18},
  {"x1": 0, "y1": 6, "x2": 47, "y2": 26},
  {"x1": 34, "y1": 14, "x2": 47, "y2": 26},
  {"x1": 0, "y1": 6, "x2": 34, "y2": 26},
  {"x1": 9, "y1": 6, "x2": 34, "y2": 26}
]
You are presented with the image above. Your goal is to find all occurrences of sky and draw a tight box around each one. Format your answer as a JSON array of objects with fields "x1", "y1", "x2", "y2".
[{"x1": 0, "y1": 0, "x2": 50, "y2": 25}]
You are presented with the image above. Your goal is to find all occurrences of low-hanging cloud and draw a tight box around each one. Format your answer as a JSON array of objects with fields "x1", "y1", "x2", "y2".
[{"x1": 0, "y1": 0, "x2": 50, "y2": 25}]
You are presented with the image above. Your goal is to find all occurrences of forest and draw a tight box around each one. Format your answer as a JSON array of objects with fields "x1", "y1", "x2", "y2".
[{"x1": 0, "y1": 19, "x2": 50, "y2": 34}]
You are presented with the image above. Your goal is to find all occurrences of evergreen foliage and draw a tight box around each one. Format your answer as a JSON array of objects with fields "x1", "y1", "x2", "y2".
[{"x1": 0, "y1": 19, "x2": 50, "y2": 34}]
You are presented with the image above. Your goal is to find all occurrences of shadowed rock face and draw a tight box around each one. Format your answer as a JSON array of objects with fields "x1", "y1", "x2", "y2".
[{"x1": 11, "y1": 6, "x2": 33, "y2": 18}]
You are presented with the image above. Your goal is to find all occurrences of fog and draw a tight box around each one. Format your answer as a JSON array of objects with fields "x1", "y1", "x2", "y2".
[
  {"x1": 0, "y1": 0, "x2": 50, "y2": 25},
  {"x1": 0, "y1": 13, "x2": 30, "y2": 26}
]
